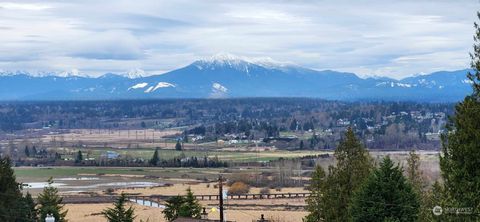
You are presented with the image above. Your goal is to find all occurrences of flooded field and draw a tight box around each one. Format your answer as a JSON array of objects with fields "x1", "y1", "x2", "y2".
[{"x1": 14, "y1": 166, "x2": 224, "y2": 195}]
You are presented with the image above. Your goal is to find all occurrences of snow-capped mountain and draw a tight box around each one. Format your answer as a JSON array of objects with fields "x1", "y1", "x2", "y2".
[
  {"x1": 0, "y1": 55, "x2": 474, "y2": 101},
  {"x1": 192, "y1": 53, "x2": 296, "y2": 74},
  {"x1": 123, "y1": 68, "x2": 147, "y2": 79}
]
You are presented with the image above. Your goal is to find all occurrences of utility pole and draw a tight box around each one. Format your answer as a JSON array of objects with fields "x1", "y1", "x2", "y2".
[{"x1": 219, "y1": 175, "x2": 224, "y2": 222}]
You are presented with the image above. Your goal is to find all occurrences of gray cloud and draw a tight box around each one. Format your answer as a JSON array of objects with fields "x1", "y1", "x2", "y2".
[
  {"x1": 68, "y1": 30, "x2": 145, "y2": 60},
  {"x1": 0, "y1": 0, "x2": 477, "y2": 78}
]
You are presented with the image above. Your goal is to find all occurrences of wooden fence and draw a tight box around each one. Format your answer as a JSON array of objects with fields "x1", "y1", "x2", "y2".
[{"x1": 62, "y1": 192, "x2": 311, "y2": 204}]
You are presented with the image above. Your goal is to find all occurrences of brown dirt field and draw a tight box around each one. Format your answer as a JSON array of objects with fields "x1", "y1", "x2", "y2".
[
  {"x1": 41, "y1": 129, "x2": 181, "y2": 148},
  {"x1": 65, "y1": 203, "x2": 166, "y2": 222},
  {"x1": 65, "y1": 203, "x2": 307, "y2": 222},
  {"x1": 219, "y1": 146, "x2": 278, "y2": 152},
  {"x1": 116, "y1": 182, "x2": 308, "y2": 196}
]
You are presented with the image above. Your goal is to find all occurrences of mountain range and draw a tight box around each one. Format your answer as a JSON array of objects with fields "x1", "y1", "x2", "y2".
[{"x1": 0, "y1": 54, "x2": 474, "y2": 102}]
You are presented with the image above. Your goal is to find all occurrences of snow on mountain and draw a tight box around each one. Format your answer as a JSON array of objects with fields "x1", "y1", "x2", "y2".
[
  {"x1": 212, "y1": 82, "x2": 228, "y2": 93},
  {"x1": 124, "y1": 68, "x2": 146, "y2": 79},
  {"x1": 0, "y1": 69, "x2": 92, "y2": 78},
  {"x1": 194, "y1": 53, "x2": 295, "y2": 72},
  {"x1": 0, "y1": 70, "x2": 30, "y2": 76},
  {"x1": 209, "y1": 82, "x2": 228, "y2": 98},
  {"x1": 396, "y1": 83, "x2": 412, "y2": 88},
  {"x1": 144, "y1": 82, "x2": 175, "y2": 93},
  {"x1": 56, "y1": 69, "x2": 88, "y2": 78},
  {"x1": 375, "y1": 81, "x2": 414, "y2": 88},
  {"x1": 194, "y1": 53, "x2": 251, "y2": 72},
  {"x1": 128, "y1": 82, "x2": 148, "y2": 90}
]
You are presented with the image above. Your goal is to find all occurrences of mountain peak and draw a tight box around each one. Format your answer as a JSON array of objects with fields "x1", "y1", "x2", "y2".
[
  {"x1": 197, "y1": 53, "x2": 247, "y2": 65},
  {"x1": 194, "y1": 53, "x2": 295, "y2": 71},
  {"x1": 0, "y1": 70, "x2": 30, "y2": 77},
  {"x1": 124, "y1": 68, "x2": 146, "y2": 79},
  {"x1": 209, "y1": 52, "x2": 244, "y2": 61},
  {"x1": 57, "y1": 69, "x2": 87, "y2": 78}
]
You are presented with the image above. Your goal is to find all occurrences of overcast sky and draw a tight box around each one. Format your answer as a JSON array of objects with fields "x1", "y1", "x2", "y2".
[{"x1": 0, "y1": 0, "x2": 478, "y2": 79}]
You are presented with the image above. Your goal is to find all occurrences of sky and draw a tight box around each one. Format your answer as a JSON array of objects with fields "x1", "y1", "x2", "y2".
[{"x1": 0, "y1": 0, "x2": 478, "y2": 79}]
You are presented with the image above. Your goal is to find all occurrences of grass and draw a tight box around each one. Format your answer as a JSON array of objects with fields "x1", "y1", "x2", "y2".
[
  {"x1": 56, "y1": 147, "x2": 331, "y2": 162},
  {"x1": 279, "y1": 131, "x2": 314, "y2": 140}
]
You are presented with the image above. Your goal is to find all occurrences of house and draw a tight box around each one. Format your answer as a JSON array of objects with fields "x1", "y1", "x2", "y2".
[
  {"x1": 102, "y1": 151, "x2": 120, "y2": 159},
  {"x1": 336, "y1": 119, "x2": 350, "y2": 126}
]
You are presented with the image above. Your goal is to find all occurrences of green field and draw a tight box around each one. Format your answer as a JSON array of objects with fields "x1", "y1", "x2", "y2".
[{"x1": 58, "y1": 147, "x2": 331, "y2": 162}]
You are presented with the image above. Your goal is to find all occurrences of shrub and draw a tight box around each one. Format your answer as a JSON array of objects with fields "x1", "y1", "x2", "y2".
[
  {"x1": 228, "y1": 182, "x2": 250, "y2": 195},
  {"x1": 104, "y1": 188, "x2": 115, "y2": 195},
  {"x1": 260, "y1": 187, "x2": 270, "y2": 194}
]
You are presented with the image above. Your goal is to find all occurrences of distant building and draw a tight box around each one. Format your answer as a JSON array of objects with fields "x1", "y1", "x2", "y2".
[
  {"x1": 102, "y1": 151, "x2": 120, "y2": 159},
  {"x1": 337, "y1": 119, "x2": 350, "y2": 126}
]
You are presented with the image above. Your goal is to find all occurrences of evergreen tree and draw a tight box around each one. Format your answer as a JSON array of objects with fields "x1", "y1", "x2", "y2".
[
  {"x1": 163, "y1": 188, "x2": 202, "y2": 221},
  {"x1": 422, "y1": 181, "x2": 446, "y2": 221},
  {"x1": 23, "y1": 192, "x2": 38, "y2": 222},
  {"x1": 32, "y1": 146, "x2": 37, "y2": 157},
  {"x1": 178, "y1": 188, "x2": 202, "y2": 219},
  {"x1": 439, "y1": 11, "x2": 480, "y2": 219},
  {"x1": 0, "y1": 157, "x2": 25, "y2": 222},
  {"x1": 37, "y1": 178, "x2": 68, "y2": 222},
  {"x1": 406, "y1": 150, "x2": 423, "y2": 191},
  {"x1": 102, "y1": 193, "x2": 136, "y2": 222},
  {"x1": 163, "y1": 196, "x2": 185, "y2": 221},
  {"x1": 149, "y1": 148, "x2": 160, "y2": 166},
  {"x1": 350, "y1": 156, "x2": 419, "y2": 222},
  {"x1": 24, "y1": 146, "x2": 30, "y2": 157},
  {"x1": 75, "y1": 150, "x2": 83, "y2": 163},
  {"x1": 321, "y1": 127, "x2": 373, "y2": 221},
  {"x1": 470, "y1": 12, "x2": 480, "y2": 95},
  {"x1": 175, "y1": 140, "x2": 182, "y2": 151},
  {"x1": 290, "y1": 119, "x2": 297, "y2": 131},
  {"x1": 304, "y1": 165, "x2": 327, "y2": 222},
  {"x1": 405, "y1": 150, "x2": 432, "y2": 221}
]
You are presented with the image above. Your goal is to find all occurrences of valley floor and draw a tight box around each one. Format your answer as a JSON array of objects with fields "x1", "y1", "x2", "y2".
[{"x1": 64, "y1": 203, "x2": 307, "y2": 222}]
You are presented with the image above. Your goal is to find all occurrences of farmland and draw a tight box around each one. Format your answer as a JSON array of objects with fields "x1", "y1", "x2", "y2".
[
  {"x1": 11, "y1": 150, "x2": 441, "y2": 221},
  {"x1": 0, "y1": 99, "x2": 447, "y2": 221}
]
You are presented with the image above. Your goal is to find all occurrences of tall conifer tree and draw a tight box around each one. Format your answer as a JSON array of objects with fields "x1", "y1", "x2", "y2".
[
  {"x1": 440, "y1": 11, "x2": 480, "y2": 216},
  {"x1": 350, "y1": 156, "x2": 419, "y2": 222},
  {"x1": 304, "y1": 165, "x2": 327, "y2": 222},
  {"x1": 150, "y1": 148, "x2": 160, "y2": 166},
  {"x1": 102, "y1": 193, "x2": 136, "y2": 222},
  {"x1": 312, "y1": 127, "x2": 373, "y2": 221},
  {"x1": 37, "y1": 178, "x2": 68, "y2": 222},
  {"x1": 0, "y1": 157, "x2": 26, "y2": 222}
]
